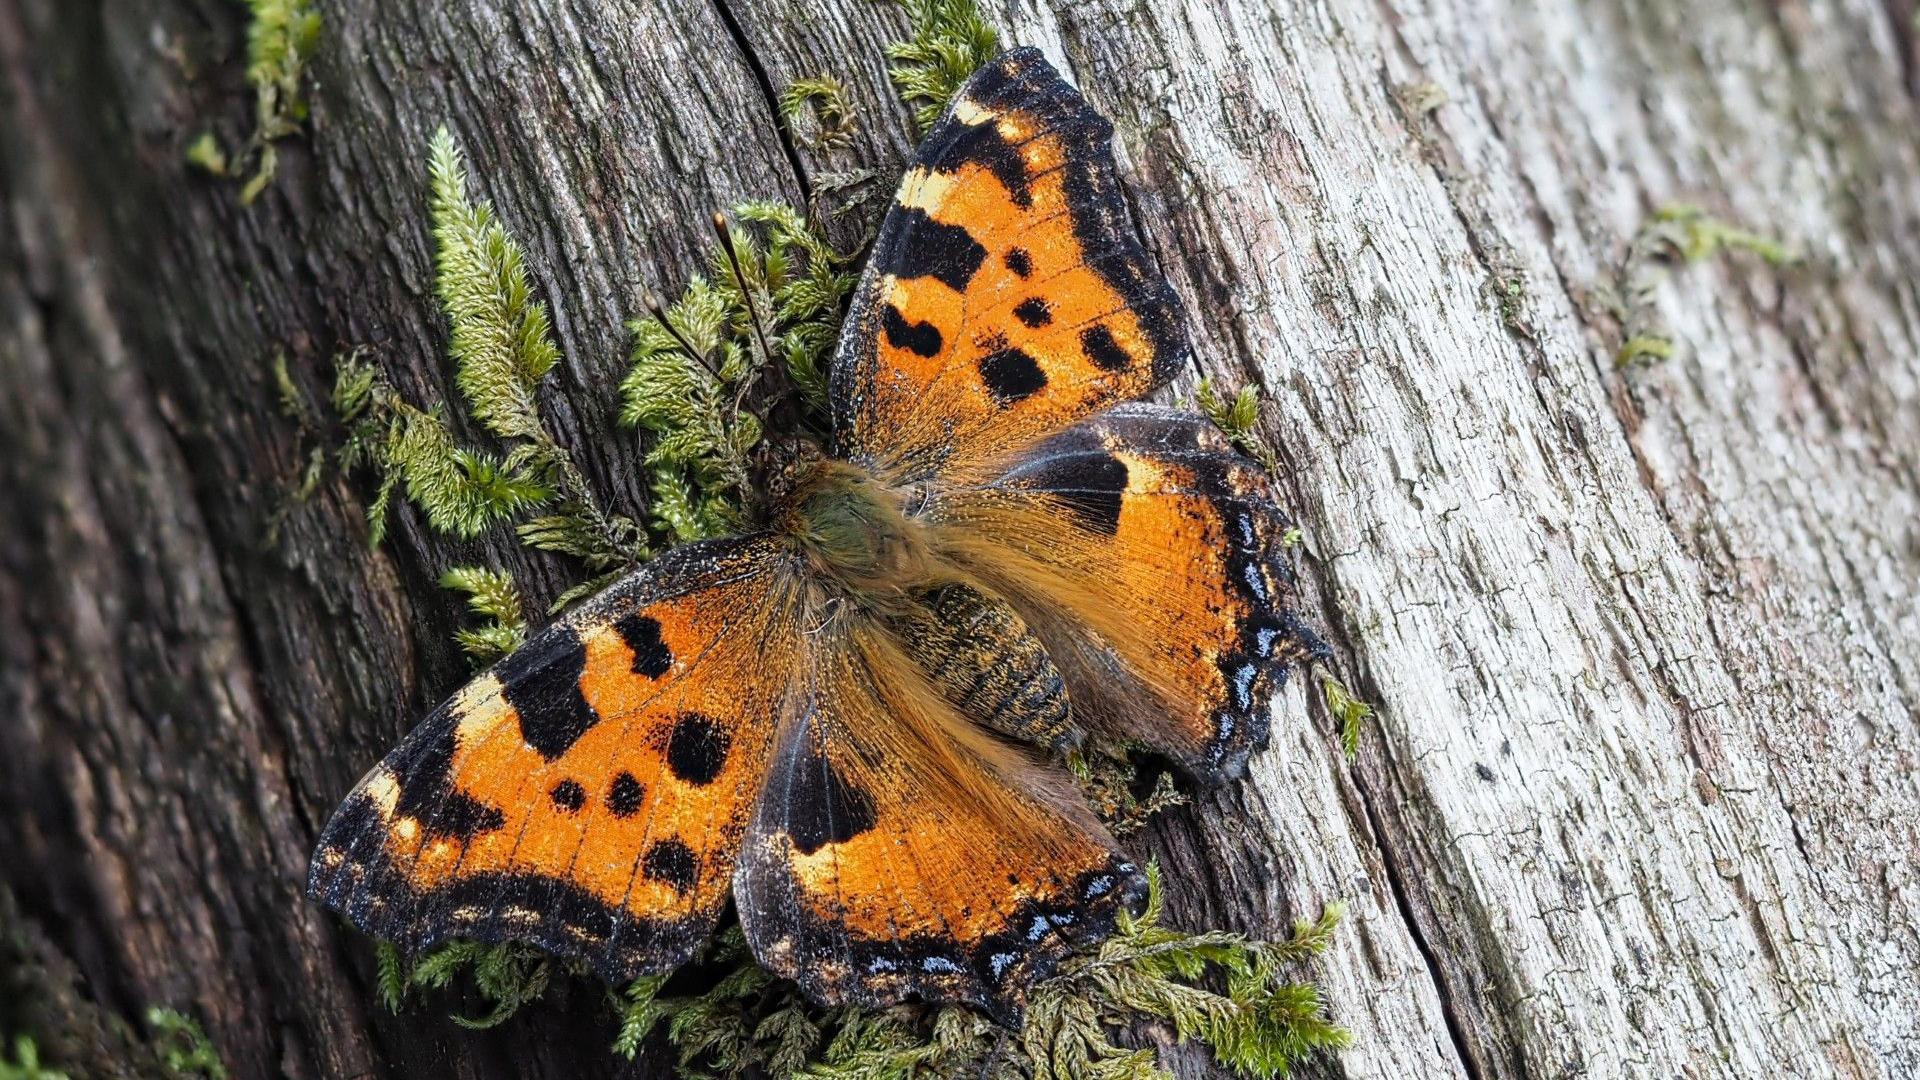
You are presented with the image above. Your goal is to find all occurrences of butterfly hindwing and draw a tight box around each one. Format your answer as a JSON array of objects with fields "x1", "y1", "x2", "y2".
[
  {"x1": 307, "y1": 535, "x2": 801, "y2": 980},
  {"x1": 831, "y1": 48, "x2": 1186, "y2": 485},
  {"x1": 734, "y1": 618, "x2": 1145, "y2": 1023},
  {"x1": 929, "y1": 404, "x2": 1327, "y2": 782}
]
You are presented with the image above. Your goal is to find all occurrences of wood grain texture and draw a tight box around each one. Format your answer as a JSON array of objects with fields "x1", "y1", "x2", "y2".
[{"x1": 1, "y1": 0, "x2": 1914, "y2": 1077}]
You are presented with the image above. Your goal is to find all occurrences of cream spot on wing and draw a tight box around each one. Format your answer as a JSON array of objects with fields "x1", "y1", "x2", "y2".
[
  {"x1": 952, "y1": 97, "x2": 994, "y2": 125},
  {"x1": 365, "y1": 768, "x2": 401, "y2": 815},
  {"x1": 896, "y1": 167, "x2": 958, "y2": 212},
  {"x1": 452, "y1": 672, "x2": 506, "y2": 743}
]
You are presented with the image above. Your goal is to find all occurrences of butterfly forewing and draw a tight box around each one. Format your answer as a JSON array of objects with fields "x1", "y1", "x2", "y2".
[
  {"x1": 831, "y1": 47, "x2": 1187, "y2": 485},
  {"x1": 308, "y1": 535, "x2": 801, "y2": 981}
]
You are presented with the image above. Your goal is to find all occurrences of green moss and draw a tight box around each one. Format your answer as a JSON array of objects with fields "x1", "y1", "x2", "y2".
[
  {"x1": 383, "y1": 941, "x2": 563, "y2": 1030},
  {"x1": 781, "y1": 76, "x2": 857, "y2": 152},
  {"x1": 886, "y1": 0, "x2": 1000, "y2": 132},
  {"x1": 1614, "y1": 204, "x2": 1794, "y2": 369},
  {"x1": 0, "y1": 1037, "x2": 66, "y2": 1080},
  {"x1": 621, "y1": 201, "x2": 855, "y2": 539},
  {"x1": 1195, "y1": 378, "x2": 1280, "y2": 473},
  {"x1": 427, "y1": 129, "x2": 647, "y2": 569},
  {"x1": 1646, "y1": 204, "x2": 1793, "y2": 266},
  {"x1": 605, "y1": 865, "x2": 1347, "y2": 1079},
  {"x1": 143, "y1": 1009, "x2": 227, "y2": 1080},
  {"x1": 1494, "y1": 274, "x2": 1530, "y2": 337},
  {"x1": 1316, "y1": 669, "x2": 1372, "y2": 760},
  {"x1": 1614, "y1": 334, "x2": 1676, "y2": 368},
  {"x1": 183, "y1": 133, "x2": 229, "y2": 177},
  {"x1": 439, "y1": 566, "x2": 528, "y2": 664},
  {"x1": 1395, "y1": 82, "x2": 1449, "y2": 117},
  {"x1": 1069, "y1": 741, "x2": 1190, "y2": 837},
  {"x1": 191, "y1": 0, "x2": 321, "y2": 203}
]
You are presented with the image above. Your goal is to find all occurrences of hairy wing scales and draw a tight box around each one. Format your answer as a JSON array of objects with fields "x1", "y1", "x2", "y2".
[{"x1": 735, "y1": 620, "x2": 1144, "y2": 1022}]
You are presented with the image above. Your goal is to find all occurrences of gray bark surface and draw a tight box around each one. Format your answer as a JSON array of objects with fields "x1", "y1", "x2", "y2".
[{"x1": 1, "y1": 0, "x2": 1914, "y2": 1077}]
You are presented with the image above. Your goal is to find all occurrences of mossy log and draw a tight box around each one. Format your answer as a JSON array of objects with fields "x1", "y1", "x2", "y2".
[{"x1": 3, "y1": 0, "x2": 1918, "y2": 1077}]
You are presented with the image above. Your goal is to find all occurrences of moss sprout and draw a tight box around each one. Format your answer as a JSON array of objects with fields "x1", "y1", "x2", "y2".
[
  {"x1": 621, "y1": 202, "x2": 856, "y2": 539},
  {"x1": 439, "y1": 566, "x2": 528, "y2": 664},
  {"x1": 1614, "y1": 204, "x2": 1794, "y2": 368},
  {"x1": 781, "y1": 76, "x2": 858, "y2": 152},
  {"x1": 189, "y1": 0, "x2": 322, "y2": 203},
  {"x1": 0, "y1": 1037, "x2": 66, "y2": 1080},
  {"x1": 1315, "y1": 668, "x2": 1373, "y2": 760},
  {"x1": 886, "y1": 0, "x2": 1001, "y2": 132},
  {"x1": 143, "y1": 1009, "x2": 228, "y2": 1080},
  {"x1": 1195, "y1": 378, "x2": 1280, "y2": 473}
]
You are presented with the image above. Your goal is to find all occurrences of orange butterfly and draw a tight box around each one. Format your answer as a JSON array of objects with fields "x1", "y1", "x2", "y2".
[{"x1": 308, "y1": 48, "x2": 1324, "y2": 1023}]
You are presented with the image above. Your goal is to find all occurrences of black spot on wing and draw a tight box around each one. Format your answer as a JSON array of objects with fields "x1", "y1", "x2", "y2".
[
  {"x1": 392, "y1": 725, "x2": 456, "y2": 821},
  {"x1": 963, "y1": 47, "x2": 1189, "y2": 388},
  {"x1": 1045, "y1": 452, "x2": 1130, "y2": 536},
  {"x1": 876, "y1": 207, "x2": 986, "y2": 293},
  {"x1": 882, "y1": 303, "x2": 943, "y2": 358},
  {"x1": 616, "y1": 613, "x2": 672, "y2": 678},
  {"x1": 499, "y1": 625, "x2": 598, "y2": 761},
  {"x1": 666, "y1": 713, "x2": 730, "y2": 786},
  {"x1": 978, "y1": 344, "x2": 1048, "y2": 405},
  {"x1": 550, "y1": 778, "x2": 586, "y2": 813},
  {"x1": 607, "y1": 772, "x2": 646, "y2": 817},
  {"x1": 431, "y1": 791, "x2": 505, "y2": 840},
  {"x1": 1079, "y1": 324, "x2": 1132, "y2": 372},
  {"x1": 787, "y1": 746, "x2": 877, "y2": 855},
  {"x1": 946, "y1": 117, "x2": 1031, "y2": 207},
  {"x1": 1004, "y1": 247, "x2": 1033, "y2": 277},
  {"x1": 643, "y1": 839, "x2": 698, "y2": 895},
  {"x1": 1013, "y1": 297, "x2": 1052, "y2": 328}
]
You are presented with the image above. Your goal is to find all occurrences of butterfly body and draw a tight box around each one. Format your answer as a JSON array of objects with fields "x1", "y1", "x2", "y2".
[
  {"x1": 310, "y1": 48, "x2": 1326, "y2": 1023},
  {"x1": 781, "y1": 458, "x2": 936, "y2": 599}
]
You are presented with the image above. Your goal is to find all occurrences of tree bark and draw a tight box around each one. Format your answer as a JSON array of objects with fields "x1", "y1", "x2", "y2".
[{"x1": 2, "y1": 0, "x2": 1915, "y2": 1077}]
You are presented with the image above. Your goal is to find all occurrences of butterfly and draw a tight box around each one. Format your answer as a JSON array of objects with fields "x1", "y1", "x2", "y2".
[{"x1": 308, "y1": 47, "x2": 1324, "y2": 1024}]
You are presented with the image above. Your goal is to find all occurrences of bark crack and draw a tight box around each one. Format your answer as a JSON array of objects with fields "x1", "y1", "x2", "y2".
[
  {"x1": 1348, "y1": 766, "x2": 1492, "y2": 1080},
  {"x1": 707, "y1": 0, "x2": 815, "y2": 202}
]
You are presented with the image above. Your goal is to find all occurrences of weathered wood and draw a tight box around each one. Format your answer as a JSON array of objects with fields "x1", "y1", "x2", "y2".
[{"x1": 1, "y1": 0, "x2": 1915, "y2": 1077}]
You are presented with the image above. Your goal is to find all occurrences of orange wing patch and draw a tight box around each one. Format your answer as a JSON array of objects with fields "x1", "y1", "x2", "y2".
[
  {"x1": 308, "y1": 536, "x2": 801, "y2": 980},
  {"x1": 831, "y1": 48, "x2": 1186, "y2": 486},
  {"x1": 929, "y1": 405, "x2": 1327, "y2": 782},
  {"x1": 736, "y1": 620, "x2": 1144, "y2": 1023}
]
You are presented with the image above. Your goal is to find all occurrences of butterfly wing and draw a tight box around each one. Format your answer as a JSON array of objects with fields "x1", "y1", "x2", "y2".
[
  {"x1": 831, "y1": 48, "x2": 1186, "y2": 486},
  {"x1": 734, "y1": 615, "x2": 1146, "y2": 1023},
  {"x1": 928, "y1": 404, "x2": 1328, "y2": 782},
  {"x1": 308, "y1": 535, "x2": 802, "y2": 980}
]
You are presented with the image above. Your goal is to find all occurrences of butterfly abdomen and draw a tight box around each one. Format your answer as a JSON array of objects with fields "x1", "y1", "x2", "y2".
[{"x1": 890, "y1": 581, "x2": 1078, "y2": 753}]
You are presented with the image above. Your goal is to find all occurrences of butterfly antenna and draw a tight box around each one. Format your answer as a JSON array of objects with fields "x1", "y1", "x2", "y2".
[
  {"x1": 647, "y1": 288, "x2": 773, "y2": 444},
  {"x1": 711, "y1": 212, "x2": 782, "y2": 414},
  {"x1": 644, "y1": 291, "x2": 729, "y2": 387}
]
